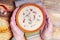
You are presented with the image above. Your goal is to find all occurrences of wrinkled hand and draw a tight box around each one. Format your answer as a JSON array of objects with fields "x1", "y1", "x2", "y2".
[
  {"x1": 40, "y1": 13, "x2": 53, "y2": 40},
  {"x1": 10, "y1": 8, "x2": 25, "y2": 40}
]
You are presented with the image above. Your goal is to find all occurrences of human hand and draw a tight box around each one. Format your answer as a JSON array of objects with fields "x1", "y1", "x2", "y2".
[
  {"x1": 40, "y1": 13, "x2": 53, "y2": 40},
  {"x1": 10, "y1": 8, "x2": 25, "y2": 40}
]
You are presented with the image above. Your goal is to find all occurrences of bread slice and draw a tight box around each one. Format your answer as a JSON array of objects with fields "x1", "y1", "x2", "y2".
[
  {"x1": 0, "y1": 29, "x2": 12, "y2": 40},
  {"x1": 0, "y1": 17, "x2": 9, "y2": 33},
  {"x1": 0, "y1": 17, "x2": 12, "y2": 40}
]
